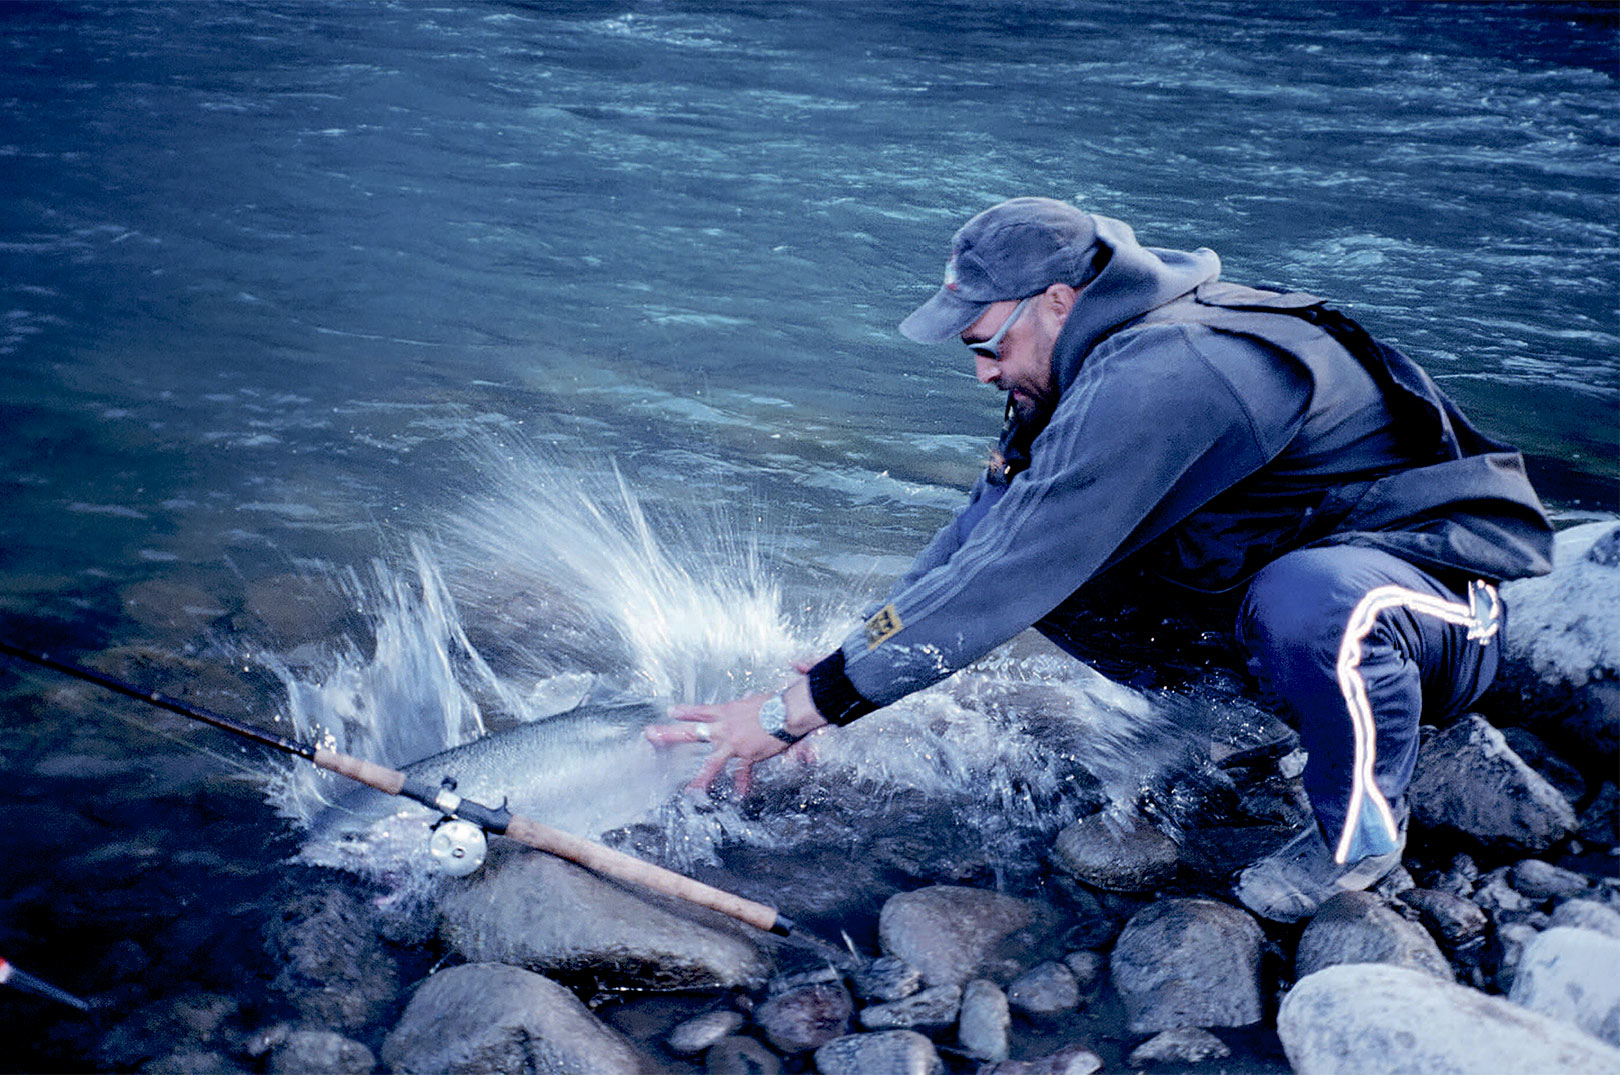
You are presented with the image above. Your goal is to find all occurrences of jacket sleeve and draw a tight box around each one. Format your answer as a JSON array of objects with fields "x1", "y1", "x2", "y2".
[
  {"x1": 814, "y1": 325, "x2": 1311, "y2": 716},
  {"x1": 858, "y1": 471, "x2": 999, "y2": 619}
]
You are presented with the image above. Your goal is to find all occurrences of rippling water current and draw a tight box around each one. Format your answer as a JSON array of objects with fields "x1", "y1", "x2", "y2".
[{"x1": 0, "y1": 3, "x2": 1615, "y2": 1070}]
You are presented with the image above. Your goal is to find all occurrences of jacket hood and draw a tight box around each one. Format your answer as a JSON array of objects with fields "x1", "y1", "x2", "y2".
[{"x1": 1050, "y1": 214, "x2": 1222, "y2": 394}]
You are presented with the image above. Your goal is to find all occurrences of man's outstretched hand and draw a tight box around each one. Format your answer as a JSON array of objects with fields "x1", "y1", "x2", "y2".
[{"x1": 646, "y1": 668, "x2": 829, "y2": 796}]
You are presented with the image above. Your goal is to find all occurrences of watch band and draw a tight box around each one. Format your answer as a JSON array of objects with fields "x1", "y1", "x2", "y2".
[{"x1": 757, "y1": 692, "x2": 799, "y2": 744}]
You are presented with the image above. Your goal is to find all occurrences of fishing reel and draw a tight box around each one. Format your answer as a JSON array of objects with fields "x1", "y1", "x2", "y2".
[
  {"x1": 429, "y1": 816, "x2": 488, "y2": 877},
  {"x1": 425, "y1": 777, "x2": 488, "y2": 878}
]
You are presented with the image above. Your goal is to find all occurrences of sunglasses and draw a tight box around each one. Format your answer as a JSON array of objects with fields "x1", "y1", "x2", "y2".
[{"x1": 965, "y1": 296, "x2": 1033, "y2": 361}]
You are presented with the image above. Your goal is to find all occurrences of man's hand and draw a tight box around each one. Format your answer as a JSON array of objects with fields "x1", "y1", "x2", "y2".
[{"x1": 645, "y1": 671, "x2": 830, "y2": 796}]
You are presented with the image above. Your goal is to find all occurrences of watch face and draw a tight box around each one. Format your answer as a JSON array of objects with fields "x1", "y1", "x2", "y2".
[{"x1": 759, "y1": 695, "x2": 796, "y2": 743}]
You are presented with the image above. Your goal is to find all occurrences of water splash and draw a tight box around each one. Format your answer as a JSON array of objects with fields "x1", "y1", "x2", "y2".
[
  {"x1": 438, "y1": 444, "x2": 817, "y2": 704},
  {"x1": 263, "y1": 543, "x2": 505, "y2": 826},
  {"x1": 264, "y1": 438, "x2": 1219, "y2": 892},
  {"x1": 262, "y1": 440, "x2": 845, "y2": 834}
]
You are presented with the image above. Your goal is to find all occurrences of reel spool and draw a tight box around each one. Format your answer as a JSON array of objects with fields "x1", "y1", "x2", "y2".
[{"x1": 428, "y1": 818, "x2": 488, "y2": 877}]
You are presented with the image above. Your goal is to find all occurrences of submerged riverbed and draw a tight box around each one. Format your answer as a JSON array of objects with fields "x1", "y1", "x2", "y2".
[{"x1": 0, "y1": 2, "x2": 1615, "y2": 1071}]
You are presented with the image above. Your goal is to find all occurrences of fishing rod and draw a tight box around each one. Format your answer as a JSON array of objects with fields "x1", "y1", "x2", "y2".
[
  {"x1": 0, "y1": 957, "x2": 91, "y2": 1012},
  {"x1": 0, "y1": 639, "x2": 792, "y2": 937}
]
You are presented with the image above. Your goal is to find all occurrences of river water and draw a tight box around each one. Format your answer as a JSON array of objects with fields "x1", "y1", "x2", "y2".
[{"x1": 1, "y1": 2, "x2": 1615, "y2": 1070}]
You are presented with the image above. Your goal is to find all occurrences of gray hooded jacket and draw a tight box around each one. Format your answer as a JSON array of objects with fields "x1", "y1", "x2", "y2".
[{"x1": 808, "y1": 216, "x2": 1553, "y2": 720}]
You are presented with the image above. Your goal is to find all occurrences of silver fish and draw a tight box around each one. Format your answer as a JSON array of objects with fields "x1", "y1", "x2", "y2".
[{"x1": 301, "y1": 699, "x2": 703, "y2": 876}]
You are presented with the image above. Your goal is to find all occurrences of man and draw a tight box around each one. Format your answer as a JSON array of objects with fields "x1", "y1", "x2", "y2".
[{"x1": 647, "y1": 197, "x2": 1554, "y2": 921}]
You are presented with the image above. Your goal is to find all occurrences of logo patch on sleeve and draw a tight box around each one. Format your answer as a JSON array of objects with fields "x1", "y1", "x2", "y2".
[{"x1": 864, "y1": 604, "x2": 904, "y2": 650}]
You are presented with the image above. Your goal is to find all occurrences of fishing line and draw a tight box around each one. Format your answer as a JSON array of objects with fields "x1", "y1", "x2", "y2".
[{"x1": 100, "y1": 701, "x2": 269, "y2": 781}]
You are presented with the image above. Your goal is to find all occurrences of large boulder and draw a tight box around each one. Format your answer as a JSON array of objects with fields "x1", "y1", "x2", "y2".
[
  {"x1": 1508, "y1": 927, "x2": 1620, "y2": 1048},
  {"x1": 1278, "y1": 962, "x2": 1620, "y2": 1074},
  {"x1": 1407, "y1": 714, "x2": 1577, "y2": 852},
  {"x1": 435, "y1": 846, "x2": 771, "y2": 991},
  {"x1": 1295, "y1": 891, "x2": 1452, "y2": 981},
  {"x1": 1494, "y1": 521, "x2": 1620, "y2": 758},
  {"x1": 877, "y1": 885, "x2": 1062, "y2": 987},
  {"x1": 1110, "y1": 898, "x2": 1264, "y2": 1033},
  {"x1": 379, "y1": 962, "x2": 645, "y2": 1074}
]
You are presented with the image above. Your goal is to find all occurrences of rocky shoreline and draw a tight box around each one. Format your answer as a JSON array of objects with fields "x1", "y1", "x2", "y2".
[{"x1": 84, "y1": 522, "x2": 1620, "y2": 1073}]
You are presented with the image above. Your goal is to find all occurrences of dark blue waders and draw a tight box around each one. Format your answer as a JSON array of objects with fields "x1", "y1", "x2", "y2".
[{"x1": 1236, "y1": 544, "x2": 1501, "y2": 864}]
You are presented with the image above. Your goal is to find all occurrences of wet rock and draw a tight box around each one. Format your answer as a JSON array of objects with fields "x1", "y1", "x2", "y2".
[
  {"x1": 242, "y1": 572, "x2": 354, "y2": 644},
  {"x1": 1397, "y1": 888, "x2": 1488, "y2": 962},
  {"x1": 1280, "y1": 962, "x2": 1620, "y2": 1074},
  {"x1": 97, "y1": 938, "x2": 151, "y2": 984},
  {"x1": 877, "y1": 885, "x2": 1061, "y2": 987},
  {"x1": 1495, "y1": 521, "x2": 1620, "y2": 759},
  {"x1": 98, "y1": 994, "x2": 237, "y2": 1069},
  {"x1": 704, "y1": 1036, "x2": 779, "y2": 1074},
  {"x1": 752, "y1": 981, "x2": 852, "y2": 1053},
  {"x1": 1512, "y1": 858, "x2": 1592, "y2": 902},
  {"x1": 242, "y1": 1024, "x2": 293, "y2": 1060},
  {"x1": 121, "y1": 579, "x2": 231, "y2": 638},
  {"x1": 1051, "y1": 812, "x2": 1179, "y2": 892},
  {"x1": 1495, "y1": 922, "x2": 1542, "y2": 992},
  {"x1": 958, "y1": 978, "x2": 1010, "y2": 1062},
  {"x1": 266, "y1": 1030, "x2": 375, "y2": 1075},
  {"x1": 979, "y1": 1043, "x2": 1104, "y2": 1075},
  {"x1": 1182, "y1": 733, "x2": 1315, "y2": 881},
  {"x1": 1499, "y1": 727, "x2": 1587, "y2": 806},
  {"x1": 1434, "y1": 852, "x2": 1479, "y2": 898},
  {"x1": 814, "y1": 1030, "x2": 942, "y2": 1075},
  {"x1": 851, "y1": 955, "x2": 922, "y2": 1003},
  {"x1": 1062, "y1": 950, "x2": 1105, "y2": 991},
  {"x1": 141, "y1": 1049, "x2": 245, "y2": 1075},
  {"x1": 379, "y1": 962, "x2": 642, "y2": 1074},
  {"x1": 1007, "y1": 961, "x2": 1079, "y2": 1015},
  {"x1": 667, "y1": 1010, "x2": 745, "y2": 1057},
  {"x1": 264, "y1": 884, "x2": 401, "y2": 1031},
  {"x1": 1579, "y1": 782, "x2": 1619, "y2": 847},
  {"x1": 1508, "y1": 927, "x2": 1620, "y2": 1047},
  {"x1": 859, "y1": 983, "x2": 961, "y2": 1032},
  {"x1": 1407, "y1": 714, "x2": 1577, "y2": 853},
  {"x1": 1474, "y1": 867, "x2": 1537, "y2": 923},
  {"x1": 1128, "y1": 1027, "x2": 1232, "y2": 1066},
  {"x1": 1111, "y1": 898, "x2": 1263, "y2": 1033},
  {"x1": 1296, "y1": 891, "x2": 1452, "y2": 981},
  {"x1": 1373, "y1": 863, "x2": 1416, "y2": 899},
  {"x1": 436, "y1": 847, "x2": 771, "y2": 991},
  {"x1": 1549, "y1": 898, "x2": 1620, "y2": 939}
]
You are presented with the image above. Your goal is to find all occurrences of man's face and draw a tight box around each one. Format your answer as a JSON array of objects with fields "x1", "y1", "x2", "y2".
[{"x1": 962, "y1": 294, "x2": 1057, "y2": 422}]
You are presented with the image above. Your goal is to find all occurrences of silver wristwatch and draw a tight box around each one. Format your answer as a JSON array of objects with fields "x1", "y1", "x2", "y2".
[{"x1": 757, "y1": 692, "x2": 799, "y2": 744}]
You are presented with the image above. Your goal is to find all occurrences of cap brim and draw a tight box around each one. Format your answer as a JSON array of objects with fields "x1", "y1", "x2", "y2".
[{"x1": 899, "y1": 287, "x2": 987, "y2": 344}]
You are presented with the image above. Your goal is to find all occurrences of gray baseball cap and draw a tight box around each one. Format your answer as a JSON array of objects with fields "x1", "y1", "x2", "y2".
[{"x1": 899, "y1": 197, "x2": 1100, "y2": 343}]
